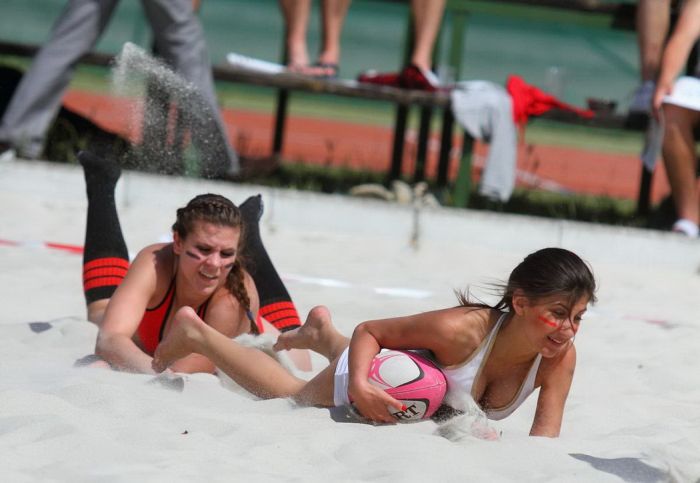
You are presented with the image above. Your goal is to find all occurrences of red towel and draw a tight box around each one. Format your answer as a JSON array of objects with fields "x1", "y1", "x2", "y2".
[{"x1": 506, "y1": 74, "x2": 594, "y2": 125}]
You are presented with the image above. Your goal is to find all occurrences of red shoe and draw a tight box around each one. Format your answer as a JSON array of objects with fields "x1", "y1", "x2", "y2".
[
  {"x1": 398, "y1": 64, "x2": 440, "y2": 92},
  {"x1": 357, "y1": 69, "x2": 401, "y2": 88}
]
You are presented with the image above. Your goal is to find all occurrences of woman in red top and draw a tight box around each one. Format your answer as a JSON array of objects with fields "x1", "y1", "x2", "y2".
[{"x1": 78, "y1": 151, "x2": 307, "y2": 373}]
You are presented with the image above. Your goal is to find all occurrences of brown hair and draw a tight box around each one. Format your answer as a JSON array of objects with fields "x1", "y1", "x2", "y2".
[
  {"x1": 457, "y1": 247, "x2": 597, "y2": 312},
  {"x1": 172, "y1": 193, "x2": 258, "y2": 334}
]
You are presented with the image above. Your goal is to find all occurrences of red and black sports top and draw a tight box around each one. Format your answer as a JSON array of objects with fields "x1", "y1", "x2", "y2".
[
  {"x1": 136, "y1": 278, "x2": 264, "y2": 354},
  {"x1": 136, "y1": 278, "x2": 211, "y2": 355}
]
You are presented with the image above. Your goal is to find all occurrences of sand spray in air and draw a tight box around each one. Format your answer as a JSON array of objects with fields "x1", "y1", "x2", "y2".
[{"x1": 111, "y1": 42, "x2": 228, "y2": 177}]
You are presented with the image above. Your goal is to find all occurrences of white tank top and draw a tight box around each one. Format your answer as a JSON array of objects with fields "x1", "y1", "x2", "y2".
[{"x1": 441, "y1": 312, "x2": 542, "y2": 421}]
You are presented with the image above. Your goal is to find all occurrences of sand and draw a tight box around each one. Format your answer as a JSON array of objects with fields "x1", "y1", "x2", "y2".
[{"x1": 1, "y1": 158, "x2": 699, "y2": 482}]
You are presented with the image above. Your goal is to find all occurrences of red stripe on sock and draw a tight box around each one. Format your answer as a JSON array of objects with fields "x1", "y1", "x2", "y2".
[
  {"x1": 83, "y1": 266, "x2": 128, "y2": 279},
  {"x1": 83, "y1": 257, "x2": 129, "y2": 273},
  {"x1": 262, "y1": 309, "x2": 299, "y2": 322},
  {"x1": 267, "y1": 316, "x2": 301, "y2": 331},
  {"x1": 83, "y1": 276, "x2": 126, "y2": 291},
  {"x1": 259, "y1": 301, "x2": 297, "y2": 317},
  {"x1": 259, "y1": 302, "x2": 301, "y2": 331}
]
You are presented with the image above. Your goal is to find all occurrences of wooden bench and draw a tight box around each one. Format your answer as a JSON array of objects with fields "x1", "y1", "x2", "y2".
[{"x1": 213, "y1": 64, "x2": 458, "y2": 188}]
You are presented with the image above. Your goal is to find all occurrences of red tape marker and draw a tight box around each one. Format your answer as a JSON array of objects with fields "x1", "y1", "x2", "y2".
[{"x1": 0, "y1": 238, "x2": 84, "y2": 255}]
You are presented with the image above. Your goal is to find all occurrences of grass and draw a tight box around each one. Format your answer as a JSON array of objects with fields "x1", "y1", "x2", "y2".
[
  {"x1": 250, "y1": 162, "x2": 650, "y2": 227},
  {"x1": 474, "y1": 187, "x2": 640, "y2": 226}
]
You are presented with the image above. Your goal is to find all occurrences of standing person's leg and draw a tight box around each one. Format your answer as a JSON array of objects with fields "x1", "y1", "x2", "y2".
[
  {"x1": 78, "y1": 151, "x2": 130, "y2": 323},
  {"x1": 396, "y1": 0, "x2": 445, "y2": 91},
  {"x1": 316, "y1": 0, "x2": 351, "y2": 77},
  {"x1": 661, "y1": 104, "x2": 700, "y2": 236},
  {"x1": 631, "y1": 0, "x2": 671, "y2": 113},
  {"x1": 408, "y1": 0, "x2": 445, "y2": 72},
  {"x1": 636, "y1": 0, "x2": 671, "y2": 83},
  {"x1": 0, "y1": 0, "x2": 119, "y2": 159},
  {"x1": 279, "y1": 0, "x2": 313, "y2": 70},
  {"x1": 357, "y1": 0, "x2": 444, "y2": 90},
  {"x1": 153, "y1": 306, "x2": 341, "y2": 406},
  {"x1": 141, "y1": 0, "x2": 240, "y2": 178}
]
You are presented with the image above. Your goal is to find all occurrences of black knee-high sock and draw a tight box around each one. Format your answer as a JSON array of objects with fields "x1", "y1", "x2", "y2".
[
  {"x1": 79, "y1": 151, "x2": 130, "y2": 304},
  {"x1": 240, "y1": 195, "x2": 301, "y2": 332}
]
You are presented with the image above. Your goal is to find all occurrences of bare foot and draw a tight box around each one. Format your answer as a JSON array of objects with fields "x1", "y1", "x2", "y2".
[
  {"x1": 273, "y1": 305, "x2": 348, "y2": 361},
  {"x1": 152, "y1": 307, "x2": 204, "y2": 373},
  {"x1": 286, "y1": 44, "x2": 309, "y2": 73},
  {"x1": 286, "y1": 45, "x2": 337, "y2": 78},
  {"x1": 287, "y1": 63, "x2": 334, "y2": 77}
]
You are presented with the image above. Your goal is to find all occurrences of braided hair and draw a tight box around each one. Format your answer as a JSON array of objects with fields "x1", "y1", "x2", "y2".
[{"x1": 172, "y1": 194, "x2": 258, "y2": 334}]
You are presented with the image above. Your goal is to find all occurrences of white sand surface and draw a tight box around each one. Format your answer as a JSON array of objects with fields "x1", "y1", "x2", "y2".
[{"x1": 1, "y1": 159, "x2": 699, "y2": 482}]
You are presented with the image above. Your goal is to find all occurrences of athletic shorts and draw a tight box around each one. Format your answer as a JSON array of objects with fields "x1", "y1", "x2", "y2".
[{"x1": 333, "y1": 347, "x2": 351, "y2": 407}]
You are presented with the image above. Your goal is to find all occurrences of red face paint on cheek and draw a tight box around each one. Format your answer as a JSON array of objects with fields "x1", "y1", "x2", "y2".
[{"x1": 538, "y1": 315, "x2": 558, "y2": 328}]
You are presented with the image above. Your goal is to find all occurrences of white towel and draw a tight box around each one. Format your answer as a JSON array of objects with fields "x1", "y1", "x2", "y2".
[{"x1": 450, "y1": 81, "x2": 517, "y2": 202}]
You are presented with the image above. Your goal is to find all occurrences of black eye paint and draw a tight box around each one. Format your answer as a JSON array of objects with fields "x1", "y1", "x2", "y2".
[{"x1": 185, "y1": 250, "x2": 202, "y2": 260}]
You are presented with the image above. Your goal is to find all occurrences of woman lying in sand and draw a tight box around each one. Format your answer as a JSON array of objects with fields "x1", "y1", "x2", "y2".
[
  {"x1": 152, "y1": 247, "x2": 596, "y2": 437},
  {"x1": 77, "y1": 151, "x2": 309, "y2": 373}
]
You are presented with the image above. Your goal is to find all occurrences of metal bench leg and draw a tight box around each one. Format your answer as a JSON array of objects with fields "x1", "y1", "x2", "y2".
[
  {"x1": 389, "y1": 104, "x2": 410, "y2": 183},
  {"x1": 273, "y1": 89, "x2": 289, "y2": 157},
  {"x1": 637, "y1": 165, "x2": 654, "y2": 216},
  {"x1": 414, "y1": 106, "x2": 433, "y2": 183},
  {"x1": 453, "y1": 132, "x2": 474, "y2": 208},
  {"x1": 437, "y1": 107, "x2": 454, "y2": 189}
]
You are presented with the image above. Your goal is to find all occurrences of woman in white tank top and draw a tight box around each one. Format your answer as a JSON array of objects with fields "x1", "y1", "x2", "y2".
[{"x1": 152, "y1": 247, "x2": 596, "y2": 437}]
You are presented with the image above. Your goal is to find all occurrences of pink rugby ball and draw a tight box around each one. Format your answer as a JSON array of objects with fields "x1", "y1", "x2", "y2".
[{"x1": 363, "y1": 349, "x2": 447, "y2": 422}]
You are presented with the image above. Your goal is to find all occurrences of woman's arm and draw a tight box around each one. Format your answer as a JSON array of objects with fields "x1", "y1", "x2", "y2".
[
  {"x1": 95, "y1": 246, "x2": 162, "y2": 373},
  {"x1": 653, "y1": 0, "x2": 700, "y2": 113},
  {"x1": 529, "y1": 343, "x2": 576, "y2": 437},
  {"x1": 347, "y1": 307, "x2": 474, "y2": 422}
]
